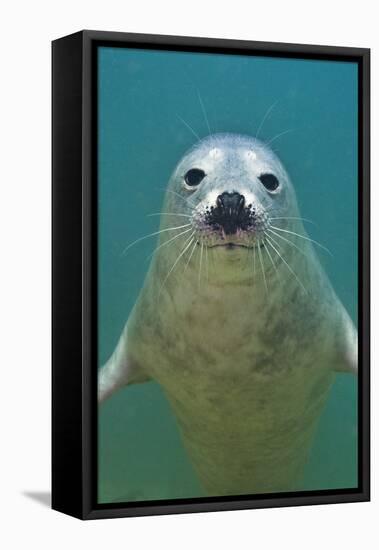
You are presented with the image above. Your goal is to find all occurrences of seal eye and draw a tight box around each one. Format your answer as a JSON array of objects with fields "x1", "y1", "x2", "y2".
[
  {"x1": 259, "y1": 173, "x2": 279, "y2": 192},
  {"x1": 184, "y1": 168, "x2": 206, "y2": 187}
]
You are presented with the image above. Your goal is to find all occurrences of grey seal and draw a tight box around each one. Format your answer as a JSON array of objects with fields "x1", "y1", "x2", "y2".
[{"x1": 99, "y1": 133, "x2": 357, "y2": 496}]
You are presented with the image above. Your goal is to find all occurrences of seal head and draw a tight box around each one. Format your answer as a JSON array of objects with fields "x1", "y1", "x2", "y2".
[{"x1": 161, "y1": 133, "x2": 300, "y2": 265}]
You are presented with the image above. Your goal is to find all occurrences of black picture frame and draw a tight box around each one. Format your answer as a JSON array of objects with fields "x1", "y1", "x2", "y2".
[{"x1": 52, "y1": 30, "x2": 370, "y2": 520}]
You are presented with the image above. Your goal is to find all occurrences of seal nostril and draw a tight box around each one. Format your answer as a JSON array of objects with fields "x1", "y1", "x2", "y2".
[
  {"x1": 216, "y1": 192, "x2": 245, "y2": 211},
  {"x1": 208, "y1": 192, "x2": 252, "y2": 235}
]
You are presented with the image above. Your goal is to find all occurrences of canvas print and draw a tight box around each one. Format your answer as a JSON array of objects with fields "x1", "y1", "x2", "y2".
[{"x1": 97, "y1": 46, "x2": 358, "y2": 504}]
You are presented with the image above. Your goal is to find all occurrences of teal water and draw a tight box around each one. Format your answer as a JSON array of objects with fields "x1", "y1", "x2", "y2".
[{"x1": 98, "y1": 46, "x2": 358, "y2": 503}]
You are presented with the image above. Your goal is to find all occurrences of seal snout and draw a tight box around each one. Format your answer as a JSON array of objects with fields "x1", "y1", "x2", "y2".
[
  {"x1": 205, "y1": 191, "x2": 253, "y2": 236},
  {"x1": 216, "y1": 191, "x2": 246, "y2": 214}
]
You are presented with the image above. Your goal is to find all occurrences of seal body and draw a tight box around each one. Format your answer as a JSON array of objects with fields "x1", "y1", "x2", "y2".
[{"x1": 99, "y1": 134, "x2": 357, "y2": 496}]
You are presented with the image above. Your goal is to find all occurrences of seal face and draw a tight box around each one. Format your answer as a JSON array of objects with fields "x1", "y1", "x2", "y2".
[
  {"x1": 171, "y1": 134, "x2": 294, "y2": 253},
  {"x1": 99, "y1": 133, "x2": 357, "y2": 497}
]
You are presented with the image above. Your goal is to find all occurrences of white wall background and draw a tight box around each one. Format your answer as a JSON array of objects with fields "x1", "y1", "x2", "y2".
[{"x1": 0, "y1": 1, "x2": 376, "y2": 548}]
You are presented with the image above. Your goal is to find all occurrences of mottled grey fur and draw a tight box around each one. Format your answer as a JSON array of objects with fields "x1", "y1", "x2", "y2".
[{"x1": 99, "y1": 134, "x2": 357, "y2": 496}]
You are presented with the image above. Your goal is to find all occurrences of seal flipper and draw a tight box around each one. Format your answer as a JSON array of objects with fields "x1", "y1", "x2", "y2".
[
  {"x1": 333, "y1": 308, "x2": 358, "y2": 374},
  {"x1": 98, "y1": 324, "x2": 150, "y2": 403}
]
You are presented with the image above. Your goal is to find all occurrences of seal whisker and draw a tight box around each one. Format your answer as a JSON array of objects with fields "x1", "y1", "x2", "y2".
[
  {"x1": 198, "y1": 241, "x2": 204, "y2": 288},
  {"x1": 262, "y1": 237, "x2": 277, "y2": 272},
  {"x1": 267, "y1": 227, "x2": 309, "y2": 258},
  {"x1": 249, "y1": 248, "x2": 255, "y2": 288},
  {"x1": 257, "y1": 238, "x2": 268, "y2": 294},
  {"x1": 255, "y1": 100, "x2": 278, "y2": 139},
  {"x1": 269, "y1": 216, "x2": 316, "y2": 226},
  {"x1": 196, "y1": 89, "x2": 212, "y2": 136},
  {"x1": 184, "y1": 240, "x2": 198, "y2": 272},
  {"x1": 147, "y1": 213, "x2": 192, "y2": 218},
  {"x1": 205, "y1": 244, "x2": 209, "y2": 282},
  {"x1": 269, "y1": 224, "x2": 332, "y2": 256},
  {"x1": 176, "y1": 114, "x2": 201, "y2": 141},
  {"x1": 265, "y1": 234, "x2": 308, "y2": 294},
  {"x1": 266, "y1": 231, "x2": 299, "y2": 267},
  {"x1": 158, "y1": 235, "x2": 195, "y2": 298},
  {"x1": 165, "y1": 189, "x2": 197, "y2": 207},
  {"x1": 265, "y1": 128, "x2": 294, "y2": 147},
  {"x1": 265, "y1": 231, "x2": 284, "y2": 252},
  {"x1": 146, "y1": 228, "x2": 194, "y2": 261},
  {"x1": 121, "y1": 223, "x2": 192, "y2": 256}
]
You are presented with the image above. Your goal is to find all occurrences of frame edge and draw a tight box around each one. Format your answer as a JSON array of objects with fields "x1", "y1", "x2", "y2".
[{"x1": 52, "y1": 31, "x2": 86, "y2": 519}]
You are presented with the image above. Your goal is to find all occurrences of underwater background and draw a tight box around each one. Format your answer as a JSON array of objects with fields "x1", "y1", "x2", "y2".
[{"x1": 98, "y1": 46, "x2": 358, "y2": 503}]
